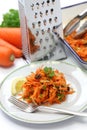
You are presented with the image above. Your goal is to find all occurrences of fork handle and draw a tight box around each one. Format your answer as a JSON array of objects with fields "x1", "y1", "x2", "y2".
[{"x1": 38, "y1": 106, "x2": 87, "y2": 117}]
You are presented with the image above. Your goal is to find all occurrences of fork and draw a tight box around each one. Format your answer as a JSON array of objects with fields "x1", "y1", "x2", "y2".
[{"x1": 8, "y1": 96, "x2": 87, "y2": 117}]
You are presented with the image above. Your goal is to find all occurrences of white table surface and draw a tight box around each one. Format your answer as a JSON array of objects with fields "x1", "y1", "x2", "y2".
[{"x1": 0, "y1": 1, "x2": 87, "y2": 130}]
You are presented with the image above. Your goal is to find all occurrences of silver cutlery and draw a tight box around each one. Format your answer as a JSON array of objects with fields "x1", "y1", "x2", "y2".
[
  {"x1": 8, "y1": 96, "x2": 87, "y2": 117},
  {"x1": 64, "y1": 9, "x2": 87, "y2": 36}
]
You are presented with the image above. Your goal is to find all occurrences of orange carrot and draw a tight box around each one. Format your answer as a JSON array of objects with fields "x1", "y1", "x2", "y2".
[
  {"x1": 0, "y1": 46, "x2": 15, "y2": 67},
  {"x1": 0, "y1": 27, "x2": 40, "y2": 54},
  {"x1": 0, "y1": 38, "x2": 22, "y2": 58},
  {"x1": 0, "y1": 28, "x2": 22, "y2": 49}
]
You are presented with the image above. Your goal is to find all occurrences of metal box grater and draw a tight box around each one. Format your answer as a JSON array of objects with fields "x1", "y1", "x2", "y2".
[{"x1": 18, "y1": 0, "x2": 67, "y2": 63}]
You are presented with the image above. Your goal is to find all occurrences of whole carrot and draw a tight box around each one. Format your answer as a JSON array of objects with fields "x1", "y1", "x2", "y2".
[
  {"x1": 0, "y1": 46, "x2": 15, "y2": 67},
  {"x1": 0, "y1": 28, "x2": 22, "y2": 49},
  {"x1": 0, "y1": 27, "x2": 39, "y2": 54},
  {"x1": 0, "y1": 38, "x2": 22, "y2": 58}
]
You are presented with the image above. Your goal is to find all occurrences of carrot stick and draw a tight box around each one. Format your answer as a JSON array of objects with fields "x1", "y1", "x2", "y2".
[
  {"x1": 0, "y1": 28, "x2": 22, "y2": 49},
  {"x1": 0, "y1": 38, "x2": 22, "y2": 58},
  {"x1": 0, "y1": 46, "x2": 15, "y2": 67}
]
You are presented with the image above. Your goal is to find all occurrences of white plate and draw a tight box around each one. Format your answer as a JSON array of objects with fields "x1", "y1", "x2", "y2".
[{"x1": 0, "y1": 61, "x2": 87, "y2": 124}]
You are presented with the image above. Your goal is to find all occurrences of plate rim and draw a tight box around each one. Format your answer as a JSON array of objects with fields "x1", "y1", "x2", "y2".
[{"x1": 0, "y1": 61, "x2": 87, "y2": 124}]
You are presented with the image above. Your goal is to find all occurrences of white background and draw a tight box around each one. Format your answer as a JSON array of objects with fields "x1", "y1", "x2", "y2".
[
  {"x1": 0, "y1": 0, "x2": 87, "y2": 130},
  {"x1": 0, "y1": 0, "x2": 18, "y2": 23}
]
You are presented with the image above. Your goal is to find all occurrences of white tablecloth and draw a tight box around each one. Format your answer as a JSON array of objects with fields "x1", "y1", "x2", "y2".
[{"x1": 0, "y1": 1, "x2": 87, "y2": 130}]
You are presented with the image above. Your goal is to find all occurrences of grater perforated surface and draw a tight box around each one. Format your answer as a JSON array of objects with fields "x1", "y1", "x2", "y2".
[{"x1": 19, "y1": 0, "x2": 67, "y2": 61}]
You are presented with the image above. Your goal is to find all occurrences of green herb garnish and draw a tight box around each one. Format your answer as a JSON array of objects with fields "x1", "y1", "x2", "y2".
[
  {"x1": 42, "y1": 85, "x2": 46, "y2": 90},
  {"x1": 57, "y1": 93, "x2": 65, "y2": 101},
  {"x1": 0, "y1": 9, "x2": 20, "y2": 27},
  {"x1": 44, "y1": 67, "x2": 55, "y2": 78},
  {"x1": 39, "y1": 94, "x2": 43, "y2": 98}
]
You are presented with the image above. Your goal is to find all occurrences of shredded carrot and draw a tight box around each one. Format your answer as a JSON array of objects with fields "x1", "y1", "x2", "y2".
[
  {"x1": 20, "y1": 66, "x2": 74, "y2": 105},
  {"x1": 65, "y1": 30, "x2": 87, "y2": 61}
]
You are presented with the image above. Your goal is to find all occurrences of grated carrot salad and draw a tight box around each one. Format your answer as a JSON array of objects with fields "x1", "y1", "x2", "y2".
[{"x1": 20, "y1": 66, "x2": 74, "y2": 105}]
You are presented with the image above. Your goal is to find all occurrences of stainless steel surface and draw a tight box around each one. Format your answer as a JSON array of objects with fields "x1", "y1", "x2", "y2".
[
  {"x1": 60, "y1": 37, "x2": 87, "y2": 69},
  {"x1": 64, "y1": 9, "x2": 87, "y2": 36},
  {"x1": 19, "y1": 0, "x2": 67, "y2": 62},
  {"x1": 62, "y1": 5, "x2": 87, "y2": 69}
]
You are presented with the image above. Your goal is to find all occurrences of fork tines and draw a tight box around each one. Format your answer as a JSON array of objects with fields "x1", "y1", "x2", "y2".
[{"x1": 8, "y1": 96, "x2": 29, "y2": 110}]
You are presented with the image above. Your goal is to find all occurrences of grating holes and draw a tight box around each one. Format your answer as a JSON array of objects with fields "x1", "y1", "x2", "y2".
[
  {"x1": 50, "y1": 8, "x2": 54, "y2": 14},
  {"x1": 42, "y1": 29, "x2": 45, "y2": 35},
  {"x1": 36, "y1": 2, "x2": 39, "y2": 5},
  {"x1": 36, "y1": 31, "x2": 39, "y2": 36},
  {"x1": 39, "y1": 39, "x2": 43, "y2": 44},
  {"x1": 45, "y1": 10, "x2": 48, "y2": 15},
  {"x1": 32, "y1": 23, "x2": 35, "y2": 28},
  {"x1": 52, "y1": 0, "x2": 55, "y2": 4},
  {"x1": 53, "y1": 26, "x2": 56, "y2": 30},
  {"x1": 44, "y1": 55, "x2": 49, "y2": 60},
  {"x1": 49, "y1": 18, "x2": 52, "y2": 24},
  {"x1": 36, "y1": 2, "x2": 39, "y2": 9},
  {"x1": 55, "y1": 42, "x2": 58, "y2": 46},
  {"x1": 47, "y1": 28, "x2": 50, "y2": 33},
  {"x1": 52, "y1": 26, "x2": 60, "y2": 37},
  {"x1": 59, "y1": 49, "x2": 62, "y2": 53},
  {"x1": 45, "y1": 37, "x2": 49, "y2": 42},
  {"x1": 52, "y1": 26, "x2": 57, "y2": 33},
  {"x1": 50, "y1": 52, "x2": 55, "y2": 57},
  {"x1": 47, "y1": 0, "x2": 50, "y2": 5},
  {"x1": 31, "y1": 4, "x2": 34, "y2": 10},
  {"x1": 47, "y1": 0, "x2": 50, "y2": 3},
  {"x1": 54, "y1": 17, "x2": 58, "y2": 22},
  {"x1": 49, "y1": 45, "x2": 53, "y2": 48},
  {"x1": 38, "y1": 21, "x2": 41, "y2": 27},
  {"x1": 43, "y1": 46, "x2": 46, "y2": 49},
  {"x1": 35, "y1": 12, "x2": 37, "y2": 18},
  {"x1": 43, "y1": 19, "x2": 47, "y2": 26},
  {"x1": 41, "y1": 1, "x2": 45, "y2": 7},
  {"x1": 40, "y1": 12, "x2": 43, "y2": 17}
]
